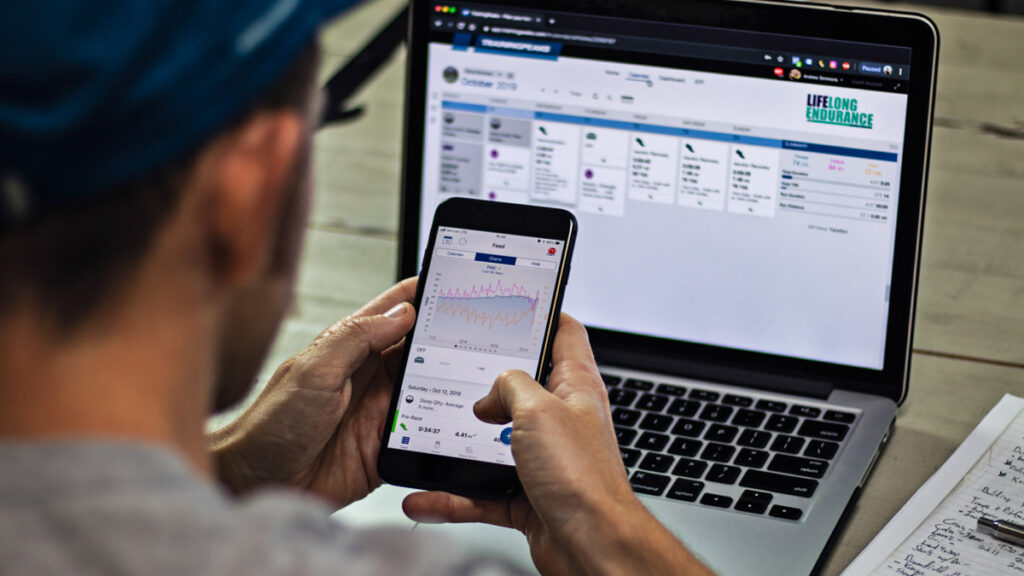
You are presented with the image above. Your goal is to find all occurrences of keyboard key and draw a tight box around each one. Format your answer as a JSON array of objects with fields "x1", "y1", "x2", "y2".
[
  {"x1": 732, "y1": 409, "x2": 766, "y2": 428},
  {"x1": 798, "y1": 420, "x2": 850, "y2": 442},
  {"x1": 700, "y1": 493, "x2": 733, "y2": 508},
  {"x1": 656, "y1": 383, "x2": 686, "y2": 396},
  {"x1": 667, "y1": 479, "x2": 704, "y2": 502},
  {"x1": 699, "y1": 404, "x2": 734, "y2": 423},
  {"x1": 673, "y1": 458, "x2": 708, "y2": 478},
  {"x1": 734, "y1": 500, "x2": 769, "y2": 515},
  {"x1": 735, "y1": 489, "x2": 773, "y2": 514},
  {"x1": 636, "y1": 432, "x2": 669, "y2": 452},
  {"x1": 672, "y1": 418, "x2": 705, "y2": 437},
  {"x1": 630, "y1": 471, "x2": 670, "y2": 496},
  {"x1": 612, "y1": 408, "x2": 642, "y2": 427},
  {"x1": 624, "y1": 379, "x2": 654, "y2": 392},
  {"x1": 755, "y1": 399, "x2": 787, "y2": 412},
  {"x1": 608, "y1": 388, "x2": 637, "y2": 407},
  {"x1": 639, "y1": 413, "x2": 674, "y2": 432},
  {"x1": 805, "y1": 440, "x2": 840, "y2": 460},
  {"x1": 722, "y1": 394, "x2": 753, "y2": 407},
  {"x1": 768, "y1": 454, "x2": 829, "y2": 479},
  {"x1": 621, "y1": 448, "x2": 641, "y2": 467},
  {"x1": 706, "y1": 464, "x2": 741, "y2": 484},
  {"x1": 668, "y1": 399, "x2": 701, "y2": 418},
  {"x1": 739, "y1": 489, "x2": 773, "y2": 503},
  {"x1": 637, "y1": 393, "x2": 669, "y2": 412},
  {"x1": 770, "y1": 434, "x2": 805, "y2": 454},
  {"x1": 705, "y1": 424, "x2": 739, "y2": 444},
  {"x1": 769, "y1": 505, "x2": 803, "y2": 520},
  {"x1": 765, "y1": 414, "x2": 799, "y2": 433},
  {"x1": 601, "y1": 374, "x2": 622, "y2": 387},
  {"x1": 823, "y1": 410, "x2": 856, "y2": 423},
  {"x1": 639, "y1": 453, "x2": 675, "y2": 473},
  {"x1": 789, "y1": 405, "x2": 821, "y2": 418},
  {"x1": 700, "y1": 442, "x2": 735, "y2": 463},
  {"x1": 740, "y1": 470, "x2": 819, "y2": 498},
  {"x1": 690, "y1": 389, "x2": 720, "y2": 402},
  {"x1": 615, "y1": 427, "x2": 637, "y2": 446},
  {"x1": 668, "y1": 438, "x2": 703, "y2": 457},
  {"x1": 735, "y1": 448, "x2": 769, "y2": 468},
  {"x1": 738, "y1": 429, "x2": 771, "y2": 449}
]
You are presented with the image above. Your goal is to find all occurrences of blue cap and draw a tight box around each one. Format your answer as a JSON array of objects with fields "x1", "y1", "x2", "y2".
[{"x1": 0, "y1": 0, "x2": 362, "y2": 226}]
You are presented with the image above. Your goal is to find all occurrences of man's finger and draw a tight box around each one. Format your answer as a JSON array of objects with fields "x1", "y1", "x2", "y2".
[
  {"x1": 306, "y1": 302, "x2": 416, "y2": 372},
  {"x1": 545, "y1": 313, "x2": 602, "y2": 394},
  {"x1": 549, "y1": 313, "x2": 596, "y2": 370},
  {"x1": 311, "y1": 278, "x2": 417, "y2": 348},
  {"x1": 402, "y1": 491, "x2": 514, "y2": 529},
  {"x1": 474, "y1": 369, "x2": 547, "y2": 425},
  {"x1": 349, "y1": 277, "x2": 418, "y2": 320}
]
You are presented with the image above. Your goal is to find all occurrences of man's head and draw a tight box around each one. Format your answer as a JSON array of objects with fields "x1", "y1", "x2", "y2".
[{"x1": 0, "y1": 1, "x2": 359, "y2": 413}]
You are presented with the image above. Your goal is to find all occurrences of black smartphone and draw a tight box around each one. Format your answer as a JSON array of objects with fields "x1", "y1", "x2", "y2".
[{"x1": 378, "y1": 198, "x2": 577, "y2": 499}]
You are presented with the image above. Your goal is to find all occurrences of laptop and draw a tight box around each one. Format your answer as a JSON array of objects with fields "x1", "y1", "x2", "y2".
[{"x1": 395, "y1": 0, "x2": 938, "y2": 573}]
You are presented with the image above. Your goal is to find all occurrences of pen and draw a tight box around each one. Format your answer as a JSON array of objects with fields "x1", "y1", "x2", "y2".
[{"x1": 977, "y1": 516, "x2": 1024, "y2": 547}]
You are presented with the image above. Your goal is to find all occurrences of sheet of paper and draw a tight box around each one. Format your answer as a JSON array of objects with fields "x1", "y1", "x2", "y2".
[{"x1": 842, "y1": 394, "x2": 1024, "y2": 576}]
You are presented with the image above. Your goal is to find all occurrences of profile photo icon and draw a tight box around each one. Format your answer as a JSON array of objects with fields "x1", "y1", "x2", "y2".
[
  {"x1": 788, "y1": 68, "x2": 802, "y2": 81},
  {"x1": 443, "y1": 66, "x2": 459, "y2": 83},
  {"x1": 883, "y1": 65, "x2": 893, "y2": 76}
]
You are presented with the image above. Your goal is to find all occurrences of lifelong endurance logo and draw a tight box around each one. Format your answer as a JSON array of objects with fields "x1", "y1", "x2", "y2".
[{"x1": 806, "y1": 94, "x2": 874, "y2": 129}]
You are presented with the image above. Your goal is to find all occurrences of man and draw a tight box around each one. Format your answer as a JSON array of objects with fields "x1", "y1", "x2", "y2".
[{"x1": 0, "y1": 1, "x2": 713, "y2": 574}]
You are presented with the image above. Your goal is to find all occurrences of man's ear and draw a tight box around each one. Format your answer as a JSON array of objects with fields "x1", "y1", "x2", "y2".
[{"x1": 201, "y1": 110, "x2": 304, "y2": 286}]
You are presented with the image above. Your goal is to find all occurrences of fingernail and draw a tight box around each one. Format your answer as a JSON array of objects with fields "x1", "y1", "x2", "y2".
[
  {"x1": 412, "y1": 514, "x2": 447, "y2": 524},
  {"x1": 384, "y1": 303, "x2": 409, "y2": 319}
]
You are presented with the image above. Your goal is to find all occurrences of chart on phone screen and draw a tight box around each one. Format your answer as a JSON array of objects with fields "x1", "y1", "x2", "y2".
[
  {"x1": 414, "y1": 226, "x2": 561, "y2": 361},
  {"x1": 422, "y1": 275, "x2": 551, "y2": 356}
]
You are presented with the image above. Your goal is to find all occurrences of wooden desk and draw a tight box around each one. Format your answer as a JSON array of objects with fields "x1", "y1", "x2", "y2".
[{"x1": 216, "y1": 1, "x2": 1024, "y2": 573}]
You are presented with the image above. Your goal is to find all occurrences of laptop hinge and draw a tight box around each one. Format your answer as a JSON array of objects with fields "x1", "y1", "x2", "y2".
[{"x1": 594, "y1": 347, "x2": 834, "y2": 400}]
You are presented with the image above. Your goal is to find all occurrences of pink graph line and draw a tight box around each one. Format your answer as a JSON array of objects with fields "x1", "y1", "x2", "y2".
[{"x1": 438, "y1": 280, "x2": 539, "y2": 304}]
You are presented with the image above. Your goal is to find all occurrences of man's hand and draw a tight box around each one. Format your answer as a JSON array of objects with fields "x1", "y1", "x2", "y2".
[
  {"x1": 210, "y1": 278, "x2": 417, "y2": 508},
  {"x1": 402, "y1": 314, "x2": 714, "y2": 576}
]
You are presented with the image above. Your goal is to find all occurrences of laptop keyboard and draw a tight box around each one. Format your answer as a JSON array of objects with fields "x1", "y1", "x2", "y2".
[{"x1": 603, "y1": 373, "x2": 858, "y2": 521}]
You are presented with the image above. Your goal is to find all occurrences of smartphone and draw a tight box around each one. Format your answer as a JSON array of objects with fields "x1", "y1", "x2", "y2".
[{"x1": 378, "y1": 198, "x2": 577, "y2": 499}]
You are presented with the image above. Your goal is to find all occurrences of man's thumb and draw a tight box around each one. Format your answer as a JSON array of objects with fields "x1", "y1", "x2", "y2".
[{"x1": 312, "y1": 302, "x2": 416, "y2": 368}]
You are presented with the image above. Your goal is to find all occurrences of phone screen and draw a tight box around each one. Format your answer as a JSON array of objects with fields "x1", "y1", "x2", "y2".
[{"x1": 386, "y1": 225, "x2": 565, "y2": 465}]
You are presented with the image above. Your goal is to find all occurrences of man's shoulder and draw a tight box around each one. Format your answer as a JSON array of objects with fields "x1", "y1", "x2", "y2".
[{"x1": 0, "y1": 441, "x2": 526, "y2": 576}]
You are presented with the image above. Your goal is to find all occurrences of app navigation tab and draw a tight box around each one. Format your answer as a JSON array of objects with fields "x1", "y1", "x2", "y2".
[{"x1": 474, "y1": 252, "x2": 517, "y2": 265}]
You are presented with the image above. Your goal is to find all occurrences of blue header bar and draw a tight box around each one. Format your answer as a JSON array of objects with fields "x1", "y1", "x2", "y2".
[
  {"x1": 781, "y1": 141, "x2": 896, "y2": 162},
  {"x1": 442, "y1": 101, "x2": 897, "y2": 162},
  {"x1": 475, "y1": 252, "x2": 517, "y2": 265},
  {"x1": 452, "y1": 33, "x2": 473, "y2": 51}
]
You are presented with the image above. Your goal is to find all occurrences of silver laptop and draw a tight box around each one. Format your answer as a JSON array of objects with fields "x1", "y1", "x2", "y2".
[{"x1": 397, "y1": 0, "x2": 938, "y2": 573}]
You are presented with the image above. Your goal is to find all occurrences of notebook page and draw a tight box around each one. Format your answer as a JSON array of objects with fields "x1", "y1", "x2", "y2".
[{"x1": 870, "y1": 402, "x2": 1024, "y2": 575}]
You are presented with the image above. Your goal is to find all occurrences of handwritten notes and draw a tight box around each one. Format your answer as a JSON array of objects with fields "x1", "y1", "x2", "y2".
[{"x1": 854, "y1": 395, "x2": 1024, "y2": 576}]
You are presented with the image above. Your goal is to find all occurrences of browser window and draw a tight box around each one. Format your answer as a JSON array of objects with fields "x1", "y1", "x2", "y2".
[{"x1": 417, "y1": 3, "x2": 912, "y2": 370}]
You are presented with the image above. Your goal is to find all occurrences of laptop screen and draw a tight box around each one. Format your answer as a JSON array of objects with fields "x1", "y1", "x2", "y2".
[{"x1": 409, "y1": 2, "x2": 916, "y2": 371}]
